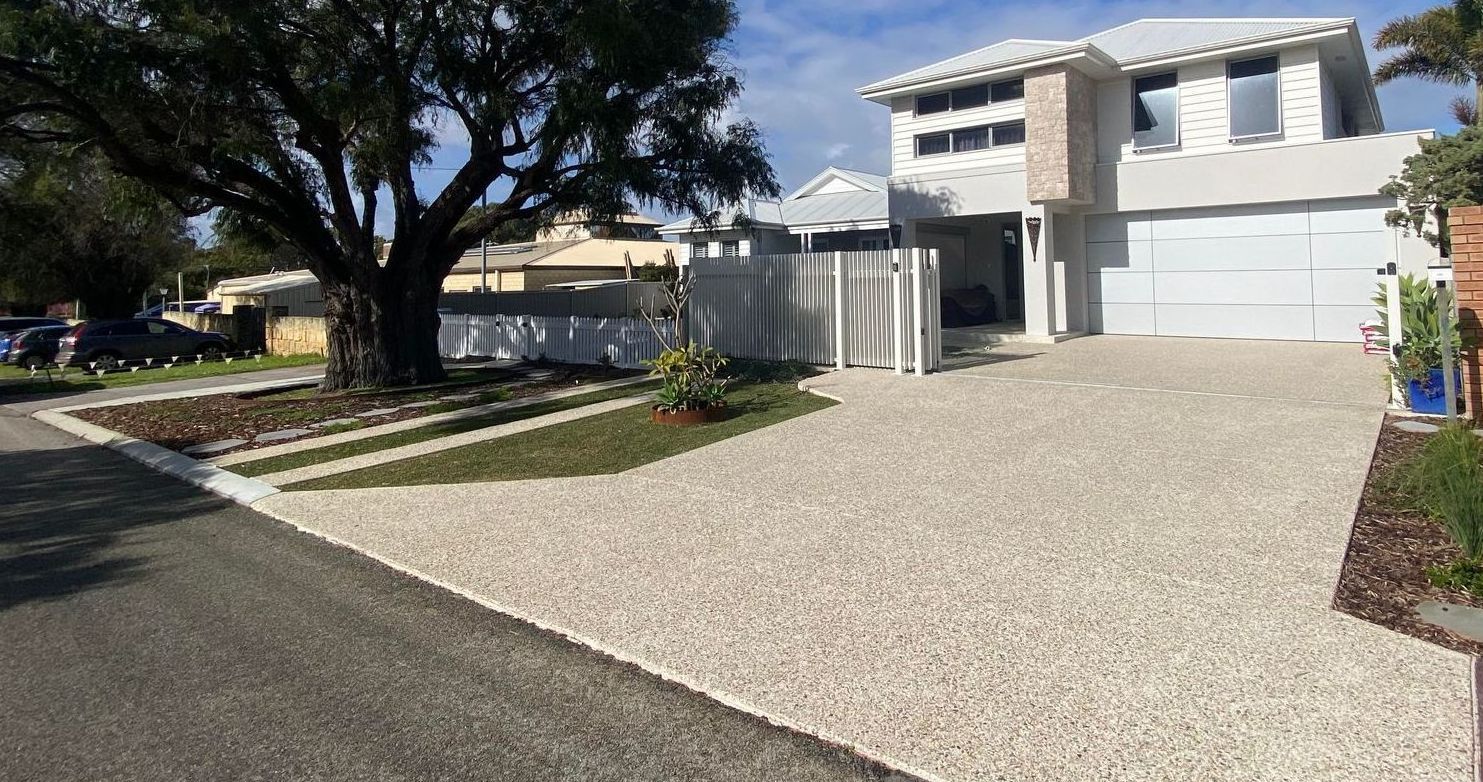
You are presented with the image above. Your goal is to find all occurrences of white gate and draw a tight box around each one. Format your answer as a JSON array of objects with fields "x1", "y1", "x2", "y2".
[{"x1": 688, "y1": 248, "x2": 941, "y2": 374}]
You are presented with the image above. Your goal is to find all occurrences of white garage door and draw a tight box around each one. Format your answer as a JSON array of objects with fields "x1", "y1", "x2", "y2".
[{"x1": 1085, "y1": 197, "x2": 1396, "y2": 342}]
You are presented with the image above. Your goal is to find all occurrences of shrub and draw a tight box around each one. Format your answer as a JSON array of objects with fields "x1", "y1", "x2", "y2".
[
  {"x1": 724, "y1": 358, "x2": 817, "y2": 383},
  {"x1": 644, "y1": 342, "x2": 728, "y2": 412},
  {"x1": 1399, "y1": 425, "x2": 1483, "y2": 563},
  {"x1": 1374, "y1": 273, "x2": 1462, "y2": 387}
]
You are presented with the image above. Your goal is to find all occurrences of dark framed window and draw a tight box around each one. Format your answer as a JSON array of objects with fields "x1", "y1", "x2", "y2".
[
  {"x1": 1228, "y1": 55, "x2": 1281, "y2": 138},
  {"x1": 1132, "y1": 72, "x2": 1179, "y2": 149},
  {"x1": 915, "y1": 92, "x2": 951, "y2": 115},
  {"x1": 690, "y1": 242, "x2": 710, "y2": 259},
  {"x1": 992, "y1": 122, "x2": 1026, "y2": 146},
  {"x1": 952, "y1": 126, "x2": 990, "y2": 153},
  {"x1": 721, "y1": 240, "x2": 740, "y2": 257},
  {"x1": 950, "y1": 84, "x2": 989, "y2": 110},
  {"x1": 916, "y1": 133, "x2": 951, "y2": 156},
  {"x1": 990, "y1": 79, "x2": 1025, "y2": 102}
]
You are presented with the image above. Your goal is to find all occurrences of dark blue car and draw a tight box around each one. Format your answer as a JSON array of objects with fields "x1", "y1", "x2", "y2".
[{"x1": 5, "y1": 325, "x2": 71, "y2": 370}]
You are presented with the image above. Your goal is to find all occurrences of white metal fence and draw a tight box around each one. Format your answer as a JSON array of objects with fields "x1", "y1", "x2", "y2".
[
  {"x1": 438, "y1": 314, "x2": 671, "y2": 369},
  {"x1": 688, "y1": 248, "x2": 941, "y2": 373},
  {"x1": 440, "y1": 282, "x2": 666, "y2": 318}
]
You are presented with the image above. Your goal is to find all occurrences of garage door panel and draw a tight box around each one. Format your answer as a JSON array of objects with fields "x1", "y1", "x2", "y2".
[
  {"x1": 1152, "y1": 235, "x2": 1310, "y2": 272},
  {"x1": 1087, "y1": 271, "x2": 1153, "y2": 304},
  {"x1": 1087, "y1": 240, "x2": 1152, "y2": 272},
  {"x1": 1154, "y1": 304, "x2": 1316, "y2": 340},
  {"x1": 1089, "y1": 303, "x2": 1156, "y2": 335},
  {"x1": 1308, "y1": 196, "x2": 1396, "y2": 233},
  {"x1": 1153, "y1": 270, "x2": 1313, "y2": 306},
  {"x1": 1312, "y1": 268, "x2": 1382, "y2": 306},
  {"x1": 1314, "y1": 305, "x2": 1378, "y2": 342},
  {"x1": 1151, "y1": 202, "x2": 1310, "y2": 240},
  {"x1": 1311, "y1": 231, "x2": 1391, "y2": 269},
  {"x1": 1086, "y1": 212, "x2": 1151, "y2": 243}
]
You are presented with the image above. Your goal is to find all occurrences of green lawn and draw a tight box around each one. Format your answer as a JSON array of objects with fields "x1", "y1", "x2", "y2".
[
  {"x1": 231, "y1": 380, "x2": 661, "y2": 477},
  {"x1": 282, "y1": 382, "x2": 834, "y2": 491},
  {"x1": 0, "y1": 354, "x2": 324, "y2": 397}
]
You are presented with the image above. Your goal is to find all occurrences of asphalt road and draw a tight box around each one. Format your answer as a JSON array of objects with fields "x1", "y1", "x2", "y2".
[{"x1": 0, "y1": 409, "x2": 908, "y2": 782}]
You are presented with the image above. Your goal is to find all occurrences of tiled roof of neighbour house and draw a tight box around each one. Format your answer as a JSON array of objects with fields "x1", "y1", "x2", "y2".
[
  {"x1": 780, "y1": 190, "x2": 888, "y2": 228},
  {"x1": 446, "y1": 238, "x2": 672, "y2": 276},
  {"x1": 858, "y1": 18, "x2": 1354, "y2": 95},
  {"x1": 1081, "y1": 18, "x2": 1350, "y2": 63}
]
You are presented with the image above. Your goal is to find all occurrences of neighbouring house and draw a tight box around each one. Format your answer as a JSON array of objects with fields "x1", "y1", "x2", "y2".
[
  {"x1": 657, "y1": 166, "x2": 893, "y2": 261},
  {"x1": 211, "y1": 269, "x2": 324, "y2": 317},
  {"x1": 440, "y1": 212, "x2": 670, "y2": 292},
  {"x1": 858, "y1": 17, "x2": 1437, "y2": 342}
]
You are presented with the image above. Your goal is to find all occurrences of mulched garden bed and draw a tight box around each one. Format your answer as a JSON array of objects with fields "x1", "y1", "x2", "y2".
[
  {"x1": 74, "y1": 363, "x2": 637, "y2": 456},
  {"x1": 1332, "y1": 415, "x2": 1483, "y2": 655}
]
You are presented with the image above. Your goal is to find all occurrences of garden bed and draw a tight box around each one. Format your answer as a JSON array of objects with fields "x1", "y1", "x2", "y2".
[
  {"x1": 1333, "y1": 416, "x2": 1483, "y2": 655},
  {"x1": 72, "y1": 363, "x2": 637, "y2": 457}
]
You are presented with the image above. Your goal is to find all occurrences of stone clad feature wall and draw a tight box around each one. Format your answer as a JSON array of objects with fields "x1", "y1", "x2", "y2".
[
  {"x1": 267, "y1": 316, "x2": 328, "y2": 357},
  {"x1": 1449, "y1": 205, "x2": 1483, "y2": 417},
  {"x1": 1024, "y1": 64, "x2": 1096, "y2": 205}
]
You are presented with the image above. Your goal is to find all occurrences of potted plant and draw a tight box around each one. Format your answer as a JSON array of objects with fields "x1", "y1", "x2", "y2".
[
  {"x1": 1375, "y1": 273, "x2": 1462, "y2": 414},
  {"x1": 645, "y1": 342, "x2": 729, "y2": 425}
]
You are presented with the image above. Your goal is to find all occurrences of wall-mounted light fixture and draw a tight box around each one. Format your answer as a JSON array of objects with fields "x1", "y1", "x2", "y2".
[{"x1": 1024, "y1": 216, "x2": 1043, "y2": 263}]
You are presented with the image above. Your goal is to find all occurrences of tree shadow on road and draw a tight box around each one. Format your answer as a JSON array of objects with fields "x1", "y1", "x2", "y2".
[{"x1": 0, "y1": 443, "x2": 226, "y2": 611}]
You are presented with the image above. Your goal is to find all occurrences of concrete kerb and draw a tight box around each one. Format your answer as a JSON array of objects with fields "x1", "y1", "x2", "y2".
[
  {"x1": 210, "y1": 374, "x2": 657, "y2": 467},
  {"x1": 33, "y1": 410, "x2": 279, "y2": 506},
  {"x1": 248, "y1": 498, "x2": 940, "y2": 782}
]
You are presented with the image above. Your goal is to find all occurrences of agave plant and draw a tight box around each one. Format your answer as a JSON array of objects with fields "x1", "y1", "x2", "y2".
[{"x1": 1374, "y1": 273, "x2": 1463, "y2": 383}]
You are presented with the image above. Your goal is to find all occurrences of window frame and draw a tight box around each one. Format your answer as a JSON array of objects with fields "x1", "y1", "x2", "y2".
[
  {"x1": 690, "y1": 241, "x2": 710, "y2": 259},
  {"x1": 913, "y1": 121, "x2": 1026, "y2": 158},
  {"x1": 1130, "y1": 71, "x2": 1181, "y2": 151},
  {"x1": 859, "y1": 238, "x2": 889, "y2": 251},
  {"x1": 1226, "y1": 54, "x2": 1283, "y2": 141},
  {"x1": 720, "y1": 240, "x2": 740, "y2": 257},
  {"x1": 914, "y1": 77, "x2": 1026, "y2": 117}
]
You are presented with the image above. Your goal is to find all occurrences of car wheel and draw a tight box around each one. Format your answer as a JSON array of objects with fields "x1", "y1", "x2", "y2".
[
  {"x1": 197, "y1": 342, "x2": 225, "y2": 360},
  {"x1": 91, "y1": 351, "x2": 122, "y2": 371},
  {"x1": 21, "y1": 354, "x2": 45, "y2": 371}
]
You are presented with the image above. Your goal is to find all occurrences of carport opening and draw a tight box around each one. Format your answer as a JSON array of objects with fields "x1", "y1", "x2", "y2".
[{"x1": 910, "y1": 211, "x2": 1025, "y2": 348}]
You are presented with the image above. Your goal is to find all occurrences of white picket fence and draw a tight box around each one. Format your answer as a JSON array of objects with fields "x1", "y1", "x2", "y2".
[{"x1": 438, "y1": 314, "x2": 671, "y2": 369}]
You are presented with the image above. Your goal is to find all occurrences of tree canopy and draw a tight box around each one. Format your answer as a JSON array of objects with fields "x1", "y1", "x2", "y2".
[
  {"x1": 1381, "y1": 124, "x2": 1483, "y2": 252},
  {"x1": 0, "y1": 0, "x2": 776, "y2": 388},
  {"x1": 1374, "y1": 0, "x2": 1483, "y2": 125}
]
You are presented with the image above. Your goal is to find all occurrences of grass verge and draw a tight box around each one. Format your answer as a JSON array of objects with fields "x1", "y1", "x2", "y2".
[
  {"x1": 281, "y1": 381, "x2": 833, "y2": 490},
  {"x1": 231, "y1": 380, "x2": 661, "y2": 477},
  {"x1": 0, "y1": 354, "x2": 323, "y2": 397}
]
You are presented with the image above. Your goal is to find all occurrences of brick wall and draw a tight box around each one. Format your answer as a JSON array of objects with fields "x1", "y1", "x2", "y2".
[{"x1": 1449, "y1": 205, "x2": 1483, "y2": 417}]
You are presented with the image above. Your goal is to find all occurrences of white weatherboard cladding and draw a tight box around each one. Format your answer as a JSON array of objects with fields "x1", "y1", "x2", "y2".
[
  {"x1": 890, "y1": 96, "x2": 1027, "y2": 178},
  {"x1": 1085, "y1": 196, "x2": 1395, "y2": 342}
]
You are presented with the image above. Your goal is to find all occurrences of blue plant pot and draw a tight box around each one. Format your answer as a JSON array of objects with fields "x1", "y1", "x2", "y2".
[{"x1": 1407, "y1": 368, "x2": 1463, "y2": 415}]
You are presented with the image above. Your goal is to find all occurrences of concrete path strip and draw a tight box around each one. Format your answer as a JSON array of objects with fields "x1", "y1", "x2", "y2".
[
  {"x1": 33, "y1": 410, "x2": 278, "y2": 505},
  {"x1": 256, "y1": 391, "x2": 655, "y2": 487},
  {"x1": 210, "y1": 374, "x2": 655, "y2": 467}
]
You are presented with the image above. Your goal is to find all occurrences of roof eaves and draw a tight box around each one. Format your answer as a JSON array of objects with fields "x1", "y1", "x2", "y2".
[
  {"x1": 857, "y1": 41, "x2": 1115, "y2": 100},
  {"x1": 1112, "y1": 18, "x2": 1354, "y2": 68}
]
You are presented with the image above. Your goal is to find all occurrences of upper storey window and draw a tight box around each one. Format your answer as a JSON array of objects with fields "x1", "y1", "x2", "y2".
[
  {"x1": 1132, "y1": 72, "x2": 1179, "y2": 150},
  {"x1": 1228, "y1": 55, "x2": 1281, "y2": 139},
  {"x1": 916, "y1": 78, "x2": 1024, "y2": 116}
]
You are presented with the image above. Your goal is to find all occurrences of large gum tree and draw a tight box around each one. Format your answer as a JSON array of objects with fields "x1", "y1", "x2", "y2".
[{"x1": 0, "y1": 0, "x2": 776, "y2": 389}]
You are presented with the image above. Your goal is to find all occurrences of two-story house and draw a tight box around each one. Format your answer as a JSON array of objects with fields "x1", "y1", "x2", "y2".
[{"x1": 858, "y1": 17, "x2": 1436, "y2": 342}]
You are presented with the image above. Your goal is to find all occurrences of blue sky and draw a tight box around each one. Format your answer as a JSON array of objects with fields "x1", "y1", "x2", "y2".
[{"x1": 375, "y1": 1, "x2": 1463, "y2": 237}]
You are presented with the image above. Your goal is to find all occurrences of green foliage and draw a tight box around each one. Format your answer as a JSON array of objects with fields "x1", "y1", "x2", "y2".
[
  {"x1": 637, "y1": 261, "x2": 679, "y2": 283},
  {"x1": 1372, "y1": 1, "x2": 1483, "y2": 128},
  {"x1": 1395, "y1": 425, "x2": 1483, "y2": 561},
  {"x1": 1380, "y1": 125, "x2": 1483, "y2": 252},
  {"x1": 1374, "y1": 274, "x2": 1464, "y2": 388},
  {"x1": 1426, "y1": 559, "x2": 1483, "y2": 593},
  {"x1": 645, "y1": 342, "x2": 728, "y2": 412},
  {"x1": 724, "y1": 359, "x2": 817, "y2": 383},
  {"x1": 0, "y1": 149, "x2": 194, "y2": 316}
]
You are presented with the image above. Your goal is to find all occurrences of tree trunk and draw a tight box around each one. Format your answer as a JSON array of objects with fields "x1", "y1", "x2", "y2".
[{"x1": 320, "y1": 266, "x2": 446, "y2": 391}]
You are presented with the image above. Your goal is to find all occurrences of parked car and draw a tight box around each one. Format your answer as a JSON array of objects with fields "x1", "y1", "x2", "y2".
[
  {"x1": 4, "y1": 325, "x2": 71, "y2": 370},
  {"x1": 0, "y1": 317, "x2": 68, "y2": 362},
  {"x1": 55, "y1": 318, "x2": 234, "y2": 369},
  {"x1": 133, "y1": 301, "x2": 214, "y2": 318}
]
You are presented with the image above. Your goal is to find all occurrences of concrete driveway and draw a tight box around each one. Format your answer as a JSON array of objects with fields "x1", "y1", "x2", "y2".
[{"x1": 258, "y1": 336, "x2": 1473, "y2": 781}]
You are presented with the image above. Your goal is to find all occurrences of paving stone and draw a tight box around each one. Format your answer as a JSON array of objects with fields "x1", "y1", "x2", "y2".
[
  {"x1": 1417, "y1": 601, "x2": 1483, "y2": 642},
  {"x1": 1392, "y1": 420, "x2": 1441, "y2": 434},
  {"x1": 399, "y1": 400, "x2": 443, "y2": 409},
  {"x1": 311, "y1": 418, "x2": 361, "y2": 429},
  {"x1": 438, "y1": 394, "x2": 480, "y2": 403},
  {"x1": 356, "y1": 408, "x2": 402, "y2": 418},
  {"x1": 255, "y1": 428, "x2": 315, "y2": 443},
  {"x1": 181, "y1": 438, "x2": 248, "y2": 456}
]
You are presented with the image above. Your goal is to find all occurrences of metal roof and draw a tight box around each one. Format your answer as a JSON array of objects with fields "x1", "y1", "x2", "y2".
[
  {"x1": 216, "y1": 269, "x2": 319, "y2": 295},
  {"x1": 859, "y1": 18, "x2": 1353, "y2": 95},
  {"x1": 780, "y1": 190, "x2": 887, "y2": 227}
]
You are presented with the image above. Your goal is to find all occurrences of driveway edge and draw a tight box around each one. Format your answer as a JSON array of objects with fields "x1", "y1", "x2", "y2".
[
  {"x1": 32, "y1": 410, "x2": 279, "y2": 506},
  {"x1": 250, "y1": 501, "x2": 943, "y2": 782}
]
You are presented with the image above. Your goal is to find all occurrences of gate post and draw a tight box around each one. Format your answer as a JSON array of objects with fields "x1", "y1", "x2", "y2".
[
  {"x1": 912, "y1": 249, "x2": 927, "y2": 377},
  {"x1": 834, "y1": 251, "x2": 847, "y2": 371},
  {"x1": 891, "y1": 249, "x2": 904, "y2": 375}
]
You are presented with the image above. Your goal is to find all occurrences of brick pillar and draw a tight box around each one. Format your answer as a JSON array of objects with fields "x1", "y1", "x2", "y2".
[{"x1": 1450, "y1": 205, "x2": 1483, "y2": 418}]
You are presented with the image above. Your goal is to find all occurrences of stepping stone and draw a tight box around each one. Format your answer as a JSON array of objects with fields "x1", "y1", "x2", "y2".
[
  {"x1": 182, "y1": 438, "x2": 248, "y2": 456},
  {"x1": 1418, "y1": 601, "x2": 1483, "y2": 642},
  {"x1": 255, "y1": 428, "x2": 314, "y2": 443},
  {"x1": 399, "y1": 400, "x2": 443, "y2": 409},
  {"x1": 1392, "y1": 420, "x2": 1441, "y2": 434},
  {"x1": 438, "y1": 394, "x2": 480, "y2": 403},
  {"x1": 311, "y1": 418, "x2": 360, "y2": 429},
  {"x1": 356, "y1": 408, "x2": 402, "y2": 418}
]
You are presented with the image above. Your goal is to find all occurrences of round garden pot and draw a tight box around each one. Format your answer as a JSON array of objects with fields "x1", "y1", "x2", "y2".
[{"x1": 650, "y1": 404, "x2": 727, "y2": 427}]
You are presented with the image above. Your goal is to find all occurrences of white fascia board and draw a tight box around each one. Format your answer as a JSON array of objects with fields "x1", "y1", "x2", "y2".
[
  {"x1": 1114, "y1": 23, "x2": 1352, "y2": 74},
  {"x1": 857, "y1": 44, "x2": 1117, "y2": 104},
  {"x1": 785, "y1": 220, "x2": 892, "y2": 235},
  {"x1": 784, "y1": 167, "x2": 886, "y2": 201}
]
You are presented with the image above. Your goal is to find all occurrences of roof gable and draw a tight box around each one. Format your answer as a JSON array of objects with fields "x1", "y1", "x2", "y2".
[{"x1": 785, "y1": 167, "x2": 887, "y2": 201}]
